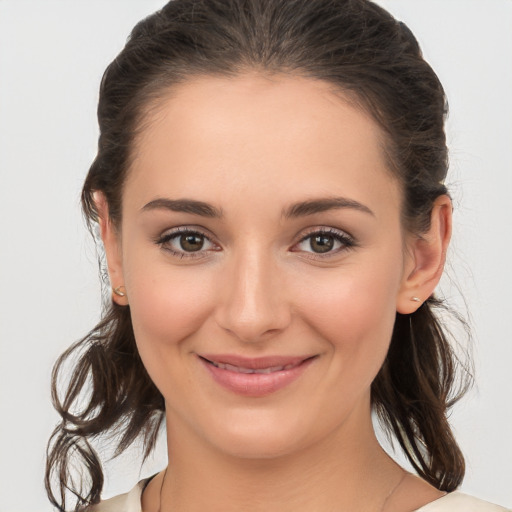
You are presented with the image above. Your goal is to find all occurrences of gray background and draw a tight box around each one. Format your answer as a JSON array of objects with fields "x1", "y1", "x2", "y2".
[{"x1": 0, "y1": 1, "x2": 511, "y2": 510}]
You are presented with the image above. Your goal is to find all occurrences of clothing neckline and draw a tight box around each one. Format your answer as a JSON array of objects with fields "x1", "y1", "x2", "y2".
[
  {"x1": 412, "y1": 491, "x2": 456, "y2": 511},
  {"x1": 137, "y1": 475, "x2": 457, "y2": 512}
]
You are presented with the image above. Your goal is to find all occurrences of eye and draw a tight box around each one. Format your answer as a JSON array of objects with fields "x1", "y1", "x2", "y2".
[
  {"x1": 156, "y1": 228, "x2": 219, "y2": 258},
  {"x1": 292, "y1": 228, "x2": 356, "y2": 256}
]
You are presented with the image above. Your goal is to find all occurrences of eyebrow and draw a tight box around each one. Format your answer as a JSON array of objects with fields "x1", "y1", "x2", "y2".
[
  {"x1": 141, "y1": 198, "x2": 223, "y2": 218},
  {"x1": 141, "y1": 196, "x2": 374, "y2": 219},
  {"x1": 282, "y1": 197, "x2": 374, "y2": 218}
]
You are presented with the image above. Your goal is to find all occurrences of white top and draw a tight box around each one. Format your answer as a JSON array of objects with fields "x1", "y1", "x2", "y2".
[{"x1": 90, "y1": 479, "x2": 511, "y2": 512}]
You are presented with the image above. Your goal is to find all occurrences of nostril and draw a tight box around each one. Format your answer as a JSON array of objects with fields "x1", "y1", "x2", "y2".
[{"x1": 213, "y1": 271, "x2": 292, "y2": 342}]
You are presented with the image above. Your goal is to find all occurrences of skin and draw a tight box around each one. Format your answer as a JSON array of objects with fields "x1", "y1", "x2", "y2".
[{"x1": 98, "y1": 72, "x2": 452, "y2": 512}]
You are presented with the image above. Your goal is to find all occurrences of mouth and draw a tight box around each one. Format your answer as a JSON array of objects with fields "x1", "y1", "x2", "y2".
[
  {"x1": 198, "y1": 354, "x2": 317, "y2": 396},
  {"x1": 200, "y1": 356, "x2": 308, "y2": 373}
]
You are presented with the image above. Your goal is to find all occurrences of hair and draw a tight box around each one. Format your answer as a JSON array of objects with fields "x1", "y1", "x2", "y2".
[{"x1": 46, "y1": 0, "x2": 472, "y2": 510}]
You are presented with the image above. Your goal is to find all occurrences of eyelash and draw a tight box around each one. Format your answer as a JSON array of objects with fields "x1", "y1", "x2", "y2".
[
  {"x1": 155, "y1": 226, "x2": 356, "y2": 260},
  {"x1": 155, "y1": 227, "x2": 218, "y2": 260},
  {"x1": 293, "y1": 228, "x2": 357, "y2": 259}
]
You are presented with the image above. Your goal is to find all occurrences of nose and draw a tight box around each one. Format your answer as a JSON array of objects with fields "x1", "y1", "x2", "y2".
[{"x1": 214, "y1": 247, "x2": 292, "y2": 344}]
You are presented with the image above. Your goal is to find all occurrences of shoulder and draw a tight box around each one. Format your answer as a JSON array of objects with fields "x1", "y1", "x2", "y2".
[
  {"x1": 415, "y1": 492, "x2": 511, "y2": 512},
  {"x1": 87, "y1": 479, "x2": 147, "y2": 512}
]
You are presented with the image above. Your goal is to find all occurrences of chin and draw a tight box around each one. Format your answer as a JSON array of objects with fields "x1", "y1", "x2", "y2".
[
  {"x1": 211, "y1": 429, "x2": 306, "y2": 460},
  {"x1": 198, "y1": 406, "x2": 330, "y2": 461}
]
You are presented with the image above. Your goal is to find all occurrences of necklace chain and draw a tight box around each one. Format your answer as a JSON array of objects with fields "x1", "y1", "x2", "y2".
[
  {"x1": 157, "y1": 468, "x2": 407, "y2": 512},
  {"x1": 380, "y1": 470, "x2": 407, "y2": 512},
  {"x1": 157, "y1": 468, "x2": 168, "y2": 512}
]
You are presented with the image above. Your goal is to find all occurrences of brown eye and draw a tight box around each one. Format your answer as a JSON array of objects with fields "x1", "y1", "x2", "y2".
[
  {"x1": 180, "y1": 233, "x2": 204, "y2": 252},
  {"x1": 292, "y1": 229, "x2": 355, "y2": 257},
  {"x1": 310, "y1": 234, "x2": 335, "y2": 253},
  {"x1": 156, "y1": 229, "x2": 217, "y2": 258}
]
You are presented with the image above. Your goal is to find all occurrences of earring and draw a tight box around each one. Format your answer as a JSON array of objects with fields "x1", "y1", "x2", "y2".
[
  {"x1": 411, "y1": 297, "x2": 421, "y2": 302},
  {"x1": 113, "y1": 286, "x2": 126, "y2": 297}
]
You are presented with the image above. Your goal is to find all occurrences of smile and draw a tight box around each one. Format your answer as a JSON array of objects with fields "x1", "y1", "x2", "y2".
[
  {"x1": 207, "y1": 360, "x2": 302, "y2": 374},
  {"x1": 198, "y1": 354, "x2": 317, "y2": 396}
]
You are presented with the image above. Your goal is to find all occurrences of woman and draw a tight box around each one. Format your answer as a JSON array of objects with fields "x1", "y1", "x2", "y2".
[{"x1": 44, "y1": 0, "x2": 509, "y2": 511}]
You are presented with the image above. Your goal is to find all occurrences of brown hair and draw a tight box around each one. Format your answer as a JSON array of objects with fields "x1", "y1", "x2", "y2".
[{"x1": 46, "y1": 0, "x2": 472, "y2": 510}]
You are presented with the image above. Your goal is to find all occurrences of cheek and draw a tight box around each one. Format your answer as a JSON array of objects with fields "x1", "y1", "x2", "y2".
[
  {"x1": 292, "y1": 253, "x2": 403, "y2": 372},
  {"x1": 123, "y1": 257, "x2": 216, "y2": 357}
]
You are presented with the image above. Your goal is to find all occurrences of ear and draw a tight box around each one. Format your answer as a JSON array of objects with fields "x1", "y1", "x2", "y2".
[
  {"x1": 94, "y1": 192, "x2": 128, "y2": 306},
  {"x1": 396, "y1": 195, "x2": 452, "y2": 314}
]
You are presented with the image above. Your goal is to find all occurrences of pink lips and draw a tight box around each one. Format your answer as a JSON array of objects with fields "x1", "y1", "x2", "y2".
[{"x1": 198, "y1": 354, "x2": 317, "y2": 397}]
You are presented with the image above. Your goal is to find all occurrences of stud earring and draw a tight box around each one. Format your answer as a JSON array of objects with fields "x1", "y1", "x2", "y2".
[
  {"x1": 411, "y1": 296, "x2": 421, "y2": 302},
  {"x1": 113, "y1": 286, "x2": 127, "y2": 297}
]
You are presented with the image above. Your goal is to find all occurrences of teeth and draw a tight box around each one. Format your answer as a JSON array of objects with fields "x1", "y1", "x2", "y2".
[{"x1": 210, "y1": 361, "x2": 298, "y2": 373}]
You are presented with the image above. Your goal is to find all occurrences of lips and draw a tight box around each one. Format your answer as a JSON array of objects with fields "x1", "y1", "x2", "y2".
[
  {"x1": 198, "y1": 354, "x2": 316, "y2": 396},
  {"x1": 208, "y1": 360, "x2": 301, "y2": 374}
]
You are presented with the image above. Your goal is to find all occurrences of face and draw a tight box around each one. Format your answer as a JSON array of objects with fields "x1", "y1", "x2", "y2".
[{"x1": 102, "y1": 72, "x2": 440, "y2": 459}]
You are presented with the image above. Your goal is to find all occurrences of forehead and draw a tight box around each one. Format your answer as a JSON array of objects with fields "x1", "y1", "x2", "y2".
[{"x1": 125, "y1": 72, "x2": 400, "y2": 216}]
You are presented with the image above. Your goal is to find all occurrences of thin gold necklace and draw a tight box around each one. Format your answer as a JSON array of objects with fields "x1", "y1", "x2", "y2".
[
  {"x1": 380, "y1": 470, "x2": 408, "y2": 512},
  {"x1": 157, "y1": 468, "x2": 408, "y2": 512},
  {"x1": 157, "y1": 468, "x2": 168, "y2": 512}
]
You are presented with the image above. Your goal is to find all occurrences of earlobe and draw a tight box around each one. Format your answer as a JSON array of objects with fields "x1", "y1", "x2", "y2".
[
  {"x1": 396, "y1": 195, "x2": 452, "y2": 314},
  {"x1": 94, "y1": 192, "x2": 128, "y2": 306}
]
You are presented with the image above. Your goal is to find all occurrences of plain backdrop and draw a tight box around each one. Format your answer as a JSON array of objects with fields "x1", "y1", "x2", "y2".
[{"x1": 0, "y1": 1, "x2": 511, "y2": 510}]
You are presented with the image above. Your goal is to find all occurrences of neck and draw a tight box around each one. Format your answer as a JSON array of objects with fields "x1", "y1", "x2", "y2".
[{"x1": 154, "y1": 405, "x2": 403, "y2": 512}]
